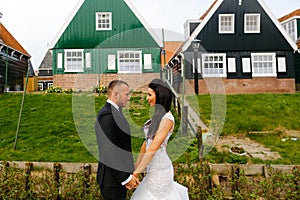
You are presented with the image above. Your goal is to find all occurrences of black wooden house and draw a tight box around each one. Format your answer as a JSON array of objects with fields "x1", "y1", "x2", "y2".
[
  {"x1": 0, "y1": 22, "x2": 33, "y2": 92},
  {"x1": 168, "y1": 0, "x2": 299, "y2": 94}
]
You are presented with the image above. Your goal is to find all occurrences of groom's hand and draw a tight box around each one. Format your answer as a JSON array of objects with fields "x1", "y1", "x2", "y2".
[{"x1": 125, "y1": 176, "x2": 140, "y2": 190}]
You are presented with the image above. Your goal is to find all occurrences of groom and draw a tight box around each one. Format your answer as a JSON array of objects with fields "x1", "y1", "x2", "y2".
[{"x1": 95, "y1": 80, "x2": 139, "y2": 200}]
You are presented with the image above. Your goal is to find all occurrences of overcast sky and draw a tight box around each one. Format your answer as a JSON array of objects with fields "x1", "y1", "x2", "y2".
[{"x1": 1, "y1": 0, "x2": 300, "y2": 69}]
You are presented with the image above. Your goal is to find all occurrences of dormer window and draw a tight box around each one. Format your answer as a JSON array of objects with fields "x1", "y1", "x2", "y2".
[
  {"x1": 96, "y1": 12, "x2": 112, "y2": 31},
  {"x1": 219, "y1": 14, "x2": 235, "y2": 34},
  {"x1": 244, "y1": 14, "x2": 260, "y2": 33}
]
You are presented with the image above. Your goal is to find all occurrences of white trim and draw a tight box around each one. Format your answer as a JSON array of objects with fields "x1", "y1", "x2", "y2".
[
  {"x1": 50, "y1": 0, "x2": 163, "y2": 48},
  {"x1": 219, "y1": 14, "x2": 235, "y2": 34},
  {"x1": 143, "y1": 54, "x2": 152, "y2": 70},
  {"x1": 49, "y1": 0, "x2": 85, "y2": 48},
  {"x1": 201, "y1": 53, "x2": 227, "y2": 77},
  {"x1": 64, "y1": 49, "x2": 84, "y2": 72},
  {"x1": 244, "y1": 13, "x2": 261, "y2": 33},
  {"x1": 257, "y1": 0, "x2": 298, "y2": 50},
  {"x1": 227, "y1": 57, "x2": 236, "y2": 72},
  {"x1": 117, "y1": 50, "x2": 142, "y2": 73},
  {"x1": 182, "y1": 0, "x2": 224, "y2": 51},
  {"x1": 251, "y1": 52, "x2": 276, "y2": 77},
  {"x1": 57, "y1": 53, "x2": 63, "y2": 68},
  {"x1": 95, "y1": 12, "x2": 112, "y2": 31},
  {"x1": 124, "y1": 0, "x2": 163, "y2": 47},
  {"x1": 183, "y1": 0, "x2": 298, "y2": 51},
  {"x1": 277, "y1": 57, "x2": 287, "y2": 72},
  {"x1": 281, "y1": 19, "x2": 297, "y2": 42}
]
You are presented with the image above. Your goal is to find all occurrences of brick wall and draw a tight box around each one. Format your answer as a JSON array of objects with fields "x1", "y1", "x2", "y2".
[
  {"x1": 188, "y1": 77, "x2": 296, "y2": 94},
  {"x1": 53, "y1": 73, "x2": 160, "y2": 91}
]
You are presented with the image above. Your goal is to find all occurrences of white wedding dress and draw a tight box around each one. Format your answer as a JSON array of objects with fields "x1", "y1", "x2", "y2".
[{"x1": 131, "y1": 112, "x2": 189, "y2": 200}]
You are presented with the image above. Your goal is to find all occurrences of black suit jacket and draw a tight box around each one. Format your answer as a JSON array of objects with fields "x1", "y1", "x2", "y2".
[{"x1": 95, "y1": 102, "x2": 134, "y2": 187}]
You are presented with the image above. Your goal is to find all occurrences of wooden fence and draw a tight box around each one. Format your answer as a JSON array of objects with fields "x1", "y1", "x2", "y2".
[{"x1": 1, "y1": 160, "x2": 299, "y2": 199}]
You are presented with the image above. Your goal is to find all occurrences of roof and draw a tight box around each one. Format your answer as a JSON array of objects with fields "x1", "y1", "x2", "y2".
[
  {"x1": 164, "y1": 41, "x2": 183, "y2": 63},
  {"x1": 199, "y1": 0, "x2": 218, "y2": 20},
  {"x1": 278, "y1": 9, "x2": 300, "y2": 23},
  {"x1": 182, "y1": 0, "x2": 298, "y2": 52},
  {"x1": 49, "y1": 0, "x2": 162, "y2": 48},
  {"x1": 0, "y1": 23, "x2": 30, "y2": 57}
]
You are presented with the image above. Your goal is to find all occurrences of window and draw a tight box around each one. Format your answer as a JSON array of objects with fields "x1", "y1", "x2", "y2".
[
  {"x1": 118, "y1": 51, "x2": 142, "y2": 73},
  {"x1": 47, "y1": 82, "x2": 53, "y2": 88},
  {"x1": 251, "y1": 53, "x2": 276, "y2": 77},
  {"x1": 96, "y1": 12, "x2": 112, "y2": 30},
  {"x1": 244, "y1": 14, "x2": 260, "y2": 33},
  {"x1": 219, "y1": 14, "x2": 235, "y2": 34},
  {"x1": 202, "y1": 53, "x2": 226, "y2": 77},
  {"x1": 65, "y1": 49, "x2": 84, "y2": 72},
  {"x1": 38, "y1": 83, "x2": 43, "y2": 91},
  {"x1": 282, "y1": 20, "x2": 296, "y2": 41}
]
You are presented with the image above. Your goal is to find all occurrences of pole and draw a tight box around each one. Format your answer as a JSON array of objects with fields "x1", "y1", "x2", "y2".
[
  {"x1": 14, "y1": 62, "x2": 30, "y2": 150},
  {"x1": 194, "y1": 50, "x2": 199, "y2": 95}
]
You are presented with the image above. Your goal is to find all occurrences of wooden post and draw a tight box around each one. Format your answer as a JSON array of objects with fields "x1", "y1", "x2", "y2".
[
  {"x1": 196, "y1": 126, "x2": 203, "y2": 163},
  {"x1": 25, "y1": 162, "x2": 33, "y2": 192},
  {"x1": 53, "y1": 163, "x2": 61, "y2": 200},
  {"x1": 182, "y1": 106, "x2": 188, "y2": 136},
  {"x1": 202, "y1": 161, "x2": 212, "y2": 193},
  {"x1": 232, "y1": 165, "x2": 240, "y2": 194},
  {"x1": 83, "y1": 164, "x2": 91, "y2": 194}
]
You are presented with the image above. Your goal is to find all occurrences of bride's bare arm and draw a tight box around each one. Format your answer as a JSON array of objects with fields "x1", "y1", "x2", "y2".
[
  {"x1": 135, "y1": 141, "x2": 146, "y2": 168},
  {"x1": 133, "y1": 118, "x2": 173, "y2": 175}
]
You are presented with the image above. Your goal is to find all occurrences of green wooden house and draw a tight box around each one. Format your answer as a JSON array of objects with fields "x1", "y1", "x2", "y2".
[{"x1": 49, "y1": 0, "x2": 163, "y2": 91}]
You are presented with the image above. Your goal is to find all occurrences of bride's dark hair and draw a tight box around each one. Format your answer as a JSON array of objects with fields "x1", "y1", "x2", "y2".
[{"x1": 147, "y1": 79, "x2": 173, "y2": 139}]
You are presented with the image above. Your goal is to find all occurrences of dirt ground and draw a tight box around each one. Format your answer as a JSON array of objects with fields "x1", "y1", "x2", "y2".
[{"x1": 214, "y1": 131, "x2": 299, "y2": 161}]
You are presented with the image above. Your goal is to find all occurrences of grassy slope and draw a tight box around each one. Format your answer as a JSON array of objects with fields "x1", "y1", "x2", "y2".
[{"x1": 0, "y1": 92, "x2": 299, "y2": 164}]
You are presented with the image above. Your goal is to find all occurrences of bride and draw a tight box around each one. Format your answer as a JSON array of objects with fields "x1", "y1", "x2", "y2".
[{"x1": 131, "y1": 79, "x2": 189, "y2": 200}]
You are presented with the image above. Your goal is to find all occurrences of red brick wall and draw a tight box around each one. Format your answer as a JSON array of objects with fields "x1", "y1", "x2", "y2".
[
  {"x1": 53, "y1": 73, "x2": 160, "y2": 91},
  {"x1": 188, "y1": 78, "x2": 296, "y2": 94}
]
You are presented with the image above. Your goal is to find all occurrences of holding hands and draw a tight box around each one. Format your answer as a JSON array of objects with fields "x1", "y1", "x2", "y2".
[{"x1": 125, "y1": 175, "x2": 140, "y2": 190}]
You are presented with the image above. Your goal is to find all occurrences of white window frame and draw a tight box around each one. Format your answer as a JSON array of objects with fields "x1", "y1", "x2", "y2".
[
  {"x1": 201, "y1": 53, "x2": 227, "y2": 77},
  {"x1": 38, "y1": 83, "x2": 43, "y2": 91},
  {"x1": 96, "y1": 12, "x2": 112, "y2": 31},
  {"x1": 251, "y1": 53, "x2": 276, "y2": 77},
  {"x1": 117, "y1": 51, "x2": 142, "y2": 73},
  {"x1": 282, "y1": 20, "x2": 297, "y2": 41},
  {"x1": 47, "y1": 82, "x2": 53, "y2": 88},
  {"x1": 219, "y1": 14, "x2": 235, "y2": 34},
  {"x1": 244, "y1": 13, "x2": 261, "y2": 33},
  {"x1": 64, "y1": 49, "x2": 84, "y2": 72}
]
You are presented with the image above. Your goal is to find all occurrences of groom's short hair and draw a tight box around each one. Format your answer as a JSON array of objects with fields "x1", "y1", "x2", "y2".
[{"x1": 107, "y1": 80, "x2": 129, "y2": 97}]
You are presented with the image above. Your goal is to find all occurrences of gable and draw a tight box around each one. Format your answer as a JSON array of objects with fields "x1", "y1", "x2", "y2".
[
  {"x1": 183, "y1": 0, "x2": 297, "y2": 52},
  {"x1": 50, "y1": 0, "x2": 161, "y2": 49},
  {"x1": 0, "y1": 23, "x2": 30, "y2": 57}
]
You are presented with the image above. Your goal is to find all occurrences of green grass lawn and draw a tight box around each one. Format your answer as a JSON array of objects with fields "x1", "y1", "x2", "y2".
[{"x1": 0, "y1": 92, "x2": 299, "y2": 164}]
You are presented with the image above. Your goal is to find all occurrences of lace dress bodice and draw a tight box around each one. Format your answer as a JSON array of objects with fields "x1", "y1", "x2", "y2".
[{"x1": 131, "y1": 112, "x2": 189, "y2": 200}]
